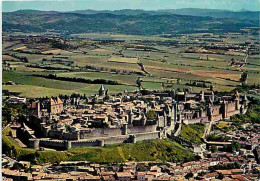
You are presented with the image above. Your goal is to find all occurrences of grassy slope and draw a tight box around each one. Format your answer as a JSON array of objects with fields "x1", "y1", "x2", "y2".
[
  {"x1": 69, "y1": 139, "x2": 194, "y2": 163},
  {"x1": 180, "y1": 124, "x2": 205, "y2": 144}
]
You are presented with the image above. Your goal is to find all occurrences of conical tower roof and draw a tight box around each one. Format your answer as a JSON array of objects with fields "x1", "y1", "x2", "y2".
[
  {"x1": 99, "y1": 84, "x2": 105, "y2": 91},
  {"x1": 50, "y1": 98, "x2": 56, "y2": 105},
  {"x1": 56, "y1": 97, "x2": 63, "y2": 104}
]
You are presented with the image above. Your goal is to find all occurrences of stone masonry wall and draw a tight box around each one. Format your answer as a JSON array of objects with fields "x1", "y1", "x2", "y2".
[
  {"x1": 71, "y1": 140, "x2": 100, "y2": 147},
  {"x1": 128, "y1": 125, "x2": 157, "y2": 134},
  {"x1": 135, "y1": 131, "x2": 160, "y2": 142},
  {"x1": 103, "y1": 135, "x2": 129, "y2": 145},
  {"x1": 80, "y1": 128, "x2": 122, "y2": 139}
]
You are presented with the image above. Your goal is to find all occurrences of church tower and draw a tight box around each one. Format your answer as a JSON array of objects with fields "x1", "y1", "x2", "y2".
[{"x1": 99, "y1": 85, "x2": 106, "y2": 96}]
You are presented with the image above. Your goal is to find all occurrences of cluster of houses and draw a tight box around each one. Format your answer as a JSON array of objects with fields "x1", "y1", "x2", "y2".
[{"x1": 2, "y1": 148, "x2": 260, "y2": 181}]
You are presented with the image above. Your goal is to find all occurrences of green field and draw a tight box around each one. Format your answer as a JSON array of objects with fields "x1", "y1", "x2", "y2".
[
  {"x1": 3, "y1": 33, "x2": 260, "y2": 98},
  {"x1": 3, "y1": 71, "x2": 137, "y2": 97}
]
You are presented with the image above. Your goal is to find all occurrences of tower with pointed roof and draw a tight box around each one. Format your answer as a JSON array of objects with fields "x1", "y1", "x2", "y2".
[{"x1": 99, "y1": 84, "x2": 106, "y2": 96}]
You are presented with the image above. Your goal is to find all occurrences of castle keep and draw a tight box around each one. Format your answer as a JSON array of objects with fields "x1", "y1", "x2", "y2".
[{"x1": 18, "y1": 86, "x2": 247, "y2": 150}]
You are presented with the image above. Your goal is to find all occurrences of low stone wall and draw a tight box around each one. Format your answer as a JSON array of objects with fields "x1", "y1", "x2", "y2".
[
  {"x1": 212, "y1": 114, "x2": 223, "y2": 121},
  {"x1": 48, "y1": 130, "x2": 63, "y2": 139},
  {"x1": 183, "y1": 117, "x2": 209, "y2": 125},
  {"x1": 128, "y1": 124, "x2": 157, "y2": 134},
  {"x1": 39, "y1": 139, "x2": 66, "y2": 149},
  {"x1": 103, "y1": 135, "x2": 129, "y2": 145},
  {"x1": 28, "y1": 131, "x2": 161, "y2": 150},
  {"x1": 63, "y1": 132, "x2": 78, "y2": 140},
  {"x1": 135, "y1": 131, "x2": 160, "y2": 142},
  {"x1": 80, "y1": 127, "x2": 122, "y2": 139},
  {"x1": 227, "y1": 110, "x2": 240, "y2": 118},
  {"x1": 212, "y1": 105, "x2": 221, "y2": 116},
  {"x1": 227, "y1": 102, "x2": 236, "y2": 112},
  {"x1": 71, "y1": 139, "x2": 100, "y2": 147},
  {"x1": 170, "y1": 135, "x2": 192, "y2": 147},
  {"x1": 28, "y1": 138, "x2": 68, "y2": 149}
]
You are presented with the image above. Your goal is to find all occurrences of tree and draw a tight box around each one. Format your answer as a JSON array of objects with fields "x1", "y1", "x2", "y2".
[
  {"x1": 23, "y1": 57, "x2": 29, "y2": 63},
  {"x1": 147, "y1": 110, "x2": 155, "y2": 120},
  {"x1": 136, "y1": 77, "x2": 142, "y2": 88},
  {"x1": 232, "y1": 142, "x2": 241, "y2": 151},
  {"x1": 211, "y1": 145, "x2": 218, "y2": 153},
  {"x1": 177, "y1": 78, "x2": 181, "y2": 84},
  {"x1": 240, "y1": 72, "x2": 248, "y2": 84},
  {"x1": 223, "y1": 142, "x2": 241, "y2": 152},
  {"x1": 185, "y1": 172, "x2": 194, "y2": 179},
  {"x1": 218, "y1": 173, "x2": 224, "y2": 179},
  {"x1": 231, "y1": 58, "x2": 235, "y2": 65},
  {"x1": 12, "y1": 162, "x2": 24, "y2": 170}
]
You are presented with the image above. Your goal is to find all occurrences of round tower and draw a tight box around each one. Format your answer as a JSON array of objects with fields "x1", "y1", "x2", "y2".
[
  {"x1": 234, "y1": 90, "x2": 239, "y2": 110},
  {"x1": 99, "y1": 85, "x2": 106, "y2": 96}
]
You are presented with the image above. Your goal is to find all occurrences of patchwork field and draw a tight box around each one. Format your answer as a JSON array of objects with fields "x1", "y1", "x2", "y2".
[{"x1": 2, "y1": 33, "x2": 260, "y2": 98}]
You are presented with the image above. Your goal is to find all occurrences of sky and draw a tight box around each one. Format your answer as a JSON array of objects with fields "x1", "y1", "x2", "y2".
[{"x1": 2, "y1": 0, "x2": 260, "y2": 12}]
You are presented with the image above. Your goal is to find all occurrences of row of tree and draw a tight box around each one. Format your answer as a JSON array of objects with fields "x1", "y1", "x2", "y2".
[{"x1": 32, "y1": 74, "x2": 121, "y2": 85}]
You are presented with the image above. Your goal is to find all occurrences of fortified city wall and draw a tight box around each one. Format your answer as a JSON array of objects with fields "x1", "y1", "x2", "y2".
[{"x1": 25, "y1": 90, "x2": 247, "y2": 150}]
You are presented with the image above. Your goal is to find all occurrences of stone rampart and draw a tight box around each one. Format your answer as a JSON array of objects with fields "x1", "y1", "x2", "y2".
[
  {"x1": 212, "y1": 114, "x2": 223, "y2": 121},
  {"x1": 48, "y1": 130, "x2": 63, "y2": 139},
  {"x1": 80, "y1": 127, "x2": 122, "y2": 139},
  {"x1": 183, "y1": 117, "x2": 208, "y2": 125},
  {"x1": 128, "y1": 124, "x2": 157, "y2": 134},
  {"x1": 227, "y1": 110, "x2": 240, "y2": 118},
  {"x1": 70, "y1": 139, "x2": 100, "y2": 147},
  {"x1": 212, "y1": 105, "x2": 221, "y2": 116},
  {"x1": 227, "y1": 102, "x2": 236, "y2": 112},
  {"x1": 103, "y1": 135, "x2": 129, "y2": 145},
  {"x1": 134, "y1": 131, "x2": 160, "y2": 142},
  {"x1": 63, "y1": 132, "x2": 78, "y2": 140},
  {"x1": 39, "y1": 139, "x2": 66, "y2": 149},
  {"x1": 170, "y1": 135, "x2": 193, "y2": 147}
]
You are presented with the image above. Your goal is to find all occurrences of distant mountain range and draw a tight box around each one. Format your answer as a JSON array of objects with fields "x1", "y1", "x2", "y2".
[
  {"x1": 68, "y1": 8, "x2": 260, "y2": 20},
  {"x1": 3, "y1": 8, "x2": 259, "y2": 35}
]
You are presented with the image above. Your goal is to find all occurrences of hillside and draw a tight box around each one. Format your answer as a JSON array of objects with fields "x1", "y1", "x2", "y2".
[
  {"x1": 70, "y1": 8, "x2": 259, "y2": 20},
  {"x1": 3, "y1": 10, "x2": 258, "y2": 35}
]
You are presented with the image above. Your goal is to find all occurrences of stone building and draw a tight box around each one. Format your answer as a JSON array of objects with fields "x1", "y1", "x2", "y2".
[{"x1": 48, "y1": 97, "x2": 63, "y2": 114}]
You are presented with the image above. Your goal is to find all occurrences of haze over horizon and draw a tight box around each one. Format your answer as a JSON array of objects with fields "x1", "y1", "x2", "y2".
[{"x1": 3, "y1": 0, "x2": 260, "y2": 12}]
